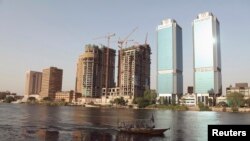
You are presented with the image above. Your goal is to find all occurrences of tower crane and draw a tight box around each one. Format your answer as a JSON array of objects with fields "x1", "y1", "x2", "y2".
[
  {"x1": 145, "y1": 32, "x2": 148, "y2": 45},
  {"x1": 93, "y1": 33, "x2": 116, "y2": 48},
  {"x1": 118, "y1": 27, "x2": 138, "y2": 49}
]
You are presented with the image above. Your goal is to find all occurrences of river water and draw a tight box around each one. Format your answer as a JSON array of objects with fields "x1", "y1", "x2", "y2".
[{"x1": 0, "y1": 103, "x2": 250, "y2": 141}]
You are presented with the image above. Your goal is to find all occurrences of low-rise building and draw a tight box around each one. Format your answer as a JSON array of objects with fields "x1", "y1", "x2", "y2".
[
  {"x1": 74, "y1": 87, "x2": 133, "y2": 105},
  {"x1": 180, "y1": 86, "x2": 196, "y2": 106},
  {"x1": 226, "y1": 83, "x2": 250, "y2": 99},
  {"x1": 180, "y1": 93, "x2": 196, "y2": 106},
  {"x1": 216, "y1": 96, "x2": 227, "y2": 104},
  {"x1": 55, "y1": 91, "x2": 74, "y2": 103}
]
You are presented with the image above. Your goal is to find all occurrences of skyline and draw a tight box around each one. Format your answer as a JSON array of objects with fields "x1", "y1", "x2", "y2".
[{"x1": 1, "y1": 0, "x2": 250, "y2": 95}]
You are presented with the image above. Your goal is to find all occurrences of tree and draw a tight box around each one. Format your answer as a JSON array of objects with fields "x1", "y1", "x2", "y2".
[
  {"x1": 244, "y1": 98, "x2": 250, "y2": 107},
  {"x1": 43, "y1": 97, "x2": 52, "y2": 101},
  {"x1": 110, "y1": 100, "x2": 114, "y2": 105},
  {"x1": 134, "y1": 89, "x2": 158, "y2": 108},
  {"x1": 143, "y1": 89, "x2": 157, "y2": 105},
  {"x1": 28, "y1": 97, "x2": 37, "y2": 102},
  {"x1": 198, "y1": 102, "x2": 211, "y2": 111},
  {"x1": 4, "y1": 96, "x2": 15, "y2": 103},
  {"x1": 0, "y1": 94, "x2": 6, "y2": 100},
  {"x1": 226, "y1": 92, "x2": 244, "y2": 107},
  {"x1": 113, "y1": 97, "x2": 127, "y2": 106},
  {"x1": 136, "y1": 97, "x2": 150, "y2": 108},
  {"x1": 28, "y1": 97, "x2": 36, "y2": 101},
  {"x1": 217, "y1": 101, "x2": 228, "y2": 107}
]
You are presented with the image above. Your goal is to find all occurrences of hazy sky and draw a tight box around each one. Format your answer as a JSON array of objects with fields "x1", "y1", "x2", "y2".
[{"x1": 1, "y1": 0, "x2": 250, "y2": 95}]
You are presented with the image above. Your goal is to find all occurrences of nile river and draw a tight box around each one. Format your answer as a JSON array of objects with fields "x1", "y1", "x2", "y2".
[{"x1": 0, "y1": 103, "x2": 250, "y2": 141}]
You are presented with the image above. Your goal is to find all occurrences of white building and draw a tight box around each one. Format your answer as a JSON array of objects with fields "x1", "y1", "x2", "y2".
[{"x1": 180, "y1": 93, "x2": 196, "y2": 106}]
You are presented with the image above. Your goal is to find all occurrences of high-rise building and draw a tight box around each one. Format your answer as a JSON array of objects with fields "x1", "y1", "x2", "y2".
[
  {"x1": 157, "y1": 19, "x2": 183, "y2": 104},
  {"x1": 81, "y1": 45, "x2": 102, "y2": 98},
  {"x1": 117, "y1": 44, "x2": 151, "y2": 98},
  {"x1": 78, "y1": 44, "x2": 116, "y2": 98},
  {"x1": 40, "y1": 67, "x2": 63, "y2": 100},
  {"x1": 75, "y1": 54, "x2": 85, "y2": 94},
  {"x1": 24, "y1": 71, "x2": 42, "y2": 96},
  {"x1": 193, "y1": 12, "x2": 222, "y2": 104},
  {"x1": 101, "y1": 47, "x2": 116, "y2": 96}
]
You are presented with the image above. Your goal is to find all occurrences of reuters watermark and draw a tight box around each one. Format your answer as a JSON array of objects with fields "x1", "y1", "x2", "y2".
[{"x1": 208, "y1": 125, "x2": 250, "y2": 140}]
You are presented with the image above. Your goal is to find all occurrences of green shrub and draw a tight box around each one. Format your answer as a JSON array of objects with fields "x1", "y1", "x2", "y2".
[{"x1": 198, "y1": 102, "x2": 211, "y2": 111}]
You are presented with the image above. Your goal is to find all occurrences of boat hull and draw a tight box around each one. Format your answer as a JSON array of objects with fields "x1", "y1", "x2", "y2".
[{"x1": 119, "y1": 128, "x2": 170, "y2": 135}]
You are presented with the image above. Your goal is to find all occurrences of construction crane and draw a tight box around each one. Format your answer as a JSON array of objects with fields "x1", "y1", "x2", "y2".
[
  {"x1": 145, "y1": 32, "x2": 148, "y2": 45},
  {"x1": 124, "y1": 39, "x2": 134, "y2": 48},
  {"x1": 118, "y1": 27, "x2": 138, "y2": 49},
  {"x1": 93, "y1": 33, "x2": 116, "y2": 48}
]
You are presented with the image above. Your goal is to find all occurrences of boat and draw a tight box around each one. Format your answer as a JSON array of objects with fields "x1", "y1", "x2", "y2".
[
  {"x1": 118, "y1": 127, "x2": 170, "y2": 135},
  {"x1": 84, "y1": 104, "x2": 100, "y2": 108},
  {"x1": 117, "y1": 114, "x2": 170, "y2": 135}
]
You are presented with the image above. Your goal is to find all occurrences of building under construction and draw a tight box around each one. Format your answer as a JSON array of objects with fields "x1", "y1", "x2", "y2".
[
  {"x1": 75, "y1": 44, "x2": 116, "y2": 98},
  {"x1": 117, "y1": 44, "x2": 151, "y2": 99},
  {"x1": 101, "y1": 46, "x2": 116, "y2": 96}
]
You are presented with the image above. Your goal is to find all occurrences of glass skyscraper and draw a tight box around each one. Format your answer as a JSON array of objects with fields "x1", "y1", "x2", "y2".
[
  {"x1": 193, "y1": 12, "x2": 222, "y2": 104},
  {"x1": 157, "y1": 19, "x2": 183, "y2": 104}
]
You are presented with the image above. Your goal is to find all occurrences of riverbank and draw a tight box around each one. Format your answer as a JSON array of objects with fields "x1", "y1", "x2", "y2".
[
  {"x1": 145, "y1": 104, "x2": 189, "y2": 111},
  {"x1": 211, "y1": 107, "x2": 250, "y2": 112},
  {"x1": 5, "y1": 101, "x2": 250, "y2": 112},
  {"x1": 144, "y1": 104, "x2": 250, "y2": 112}
]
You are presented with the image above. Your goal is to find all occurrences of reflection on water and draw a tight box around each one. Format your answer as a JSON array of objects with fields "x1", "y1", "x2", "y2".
[
  {"x1": 20, "y1": 127, "x2": 165, "y2": 141},
  {"x1": 37, "y1": 129, "x2": 59, "y2": 141},
  {"x1": 72, "y1": 130, "x2": 113, "y2": 141},
  {"x1": 1, "y1": 103, "x2": 250, "y2": 141}
]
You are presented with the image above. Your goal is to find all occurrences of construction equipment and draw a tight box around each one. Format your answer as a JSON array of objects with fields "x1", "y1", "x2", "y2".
[
  {"x1": 93, "y1": 33, "x2": 116, "y2": 48},
  {"x1": 124, "y1": 39, "x2": 134, "y2": 48},
  {"x1": 118, "y1": 27, "x2": 138, "y2": 49},
  {"x1": 145, "y1": 32, "x2": 148, "y2": 45}
]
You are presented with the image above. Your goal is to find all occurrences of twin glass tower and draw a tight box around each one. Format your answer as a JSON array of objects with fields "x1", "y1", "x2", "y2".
[
  {"x1": 157, "y1": 19, "x2": 183, "y2": 104},
  {"x1": 157, "y1": 12, "x2": 222, "y2": 104}
]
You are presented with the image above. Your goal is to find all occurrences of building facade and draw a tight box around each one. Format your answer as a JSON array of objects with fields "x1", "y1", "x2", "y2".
[
  {"x1": 24, "y1": 71, "x2": 42, "y2": 96},
  {"x1": 193, "y1": 12, "x2": 222, "y2": 104},
  {"x1": 180, "y1": 86, "x2": 196, "y2": 106},
  {"x1": 55, "y1": 90, "x2": 74, "y2": 103},
  {"x1": 226, "y1": 83, "x2": 250, "y2": 99},
  {"x1": 75, "y1": 54, "x2": 85, "y2": 94},
  {"x1": 157, "y1": 19, "x2": 183, "y2": 104},
  {"x1": 78, "y1": 45, "x2": 116, "y2": 98},
  {"x1": 40, "y1": 67, "x2": 63, "y2": 100},
  {"x1": 82, "y1": 45, "x2": 102, "y2": 97},
  {"x1": 101, "y1": 47, "x2": 116, "y2": 96},
  {"x1": 117, "y1": 44, "x2": 151, "y2": 99}
]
